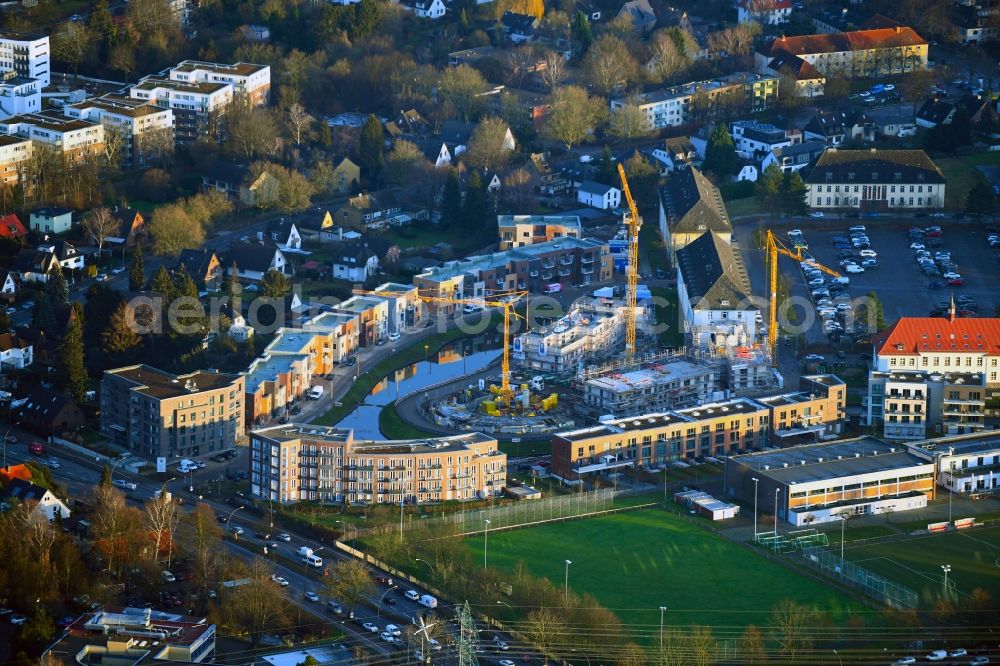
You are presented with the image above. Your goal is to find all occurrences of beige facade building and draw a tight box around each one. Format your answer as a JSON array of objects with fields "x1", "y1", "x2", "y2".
[
  {"x1": 100, "y1": 365, "x2": 245, "y2": 461},
  {"x1": 497, "y1": 215, "x2": 582, "y2": 250},
  {"x1": 0, "y1": 110, "x2": 104, "y2": 162},
  {"x1": 66, "y1": 94, "x2": 174, "y2": 168},
  {"x1": 249, "y1": 425, "x2": 507, "y2": 505}
]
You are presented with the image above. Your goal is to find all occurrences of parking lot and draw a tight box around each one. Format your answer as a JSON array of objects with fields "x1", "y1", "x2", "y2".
[{"x1": 738, "y1": 220, "x2": 1000, "y2": 350}]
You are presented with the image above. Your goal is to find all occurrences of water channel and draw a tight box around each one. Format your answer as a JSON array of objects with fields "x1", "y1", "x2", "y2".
[{"x1": 335, "y1": 336, "x2": 502, "y2": 440}]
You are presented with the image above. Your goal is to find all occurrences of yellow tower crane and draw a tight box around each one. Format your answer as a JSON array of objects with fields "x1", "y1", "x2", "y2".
[
  {"x1": 353, "y1": 289, "x2": 527, "y2": 407},
  {"x1": 764, "y1": 229, "x2": 841, "y2": 363},
  {"x1": 617, "y1": 163, "x2": 642, "y2": 364}
]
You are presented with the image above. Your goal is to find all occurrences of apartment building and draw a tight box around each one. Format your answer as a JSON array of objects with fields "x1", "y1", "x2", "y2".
[
  {"x1": 335, "y1": 295, "x2": 390, "y2": 347},
  {"x1": 514, "y1": 300, "x2": 629, "y2": 375},
  {"x1": 553, "y1": 374, "x2": 846, "y2": 481},
  {"x1": 130, "y1": 77, "x2": 233, "y2": 143},
  {"x1": 414, "y1": 237, "x2": 611, "y2": 314},
  {"x1": 610, "y1": 73, "x2": 779, "y2": 130},
  {"x1": 372, "y1": 282, "x2": 423, "y2": 334},
  {"x1": 167, "y1": 60, "x2": 271, "y2": 107},
  {"x1": 100, "y1": 365, "x2": 245, "y2": 461},
  {"x1": 908, "y1": 431, "x2": 1000, "y2": 496},
  {"x1": 658, "y1": 167, "x2": 732, "y2": 253},
  {"x1": 582, "y1": 359, "x2": 723, "y2": 418},
  {"x1": 730, "y1": 120, "x2": 796, "y2": 159},
  {"x1": 0, "y1": 111, "x2": 104, "y2": 162},
  {"x1": 497, "y1": 214, "x2": 582, "y2": 250},
  {"x1": 724, "y1": 437, "x2": 935, "y2": 526},
  {"x1": 66, "y1": 94, "x2": 174, "y2": 168},
  {"x1": 866, "y1": 312, "x2": 1000, "y2": 433},
  {"x1": 249, "y1": 425, "x2": 507, "y2": 504},
  {"x1": 755, "y1": 24, "x2": 928, "y2": 80},
  {"x1": 0, "y1": 74, "x2": 40, "y2": 119},
  {"x1": 0, "y1": 31, "x2": 49, "y2": 86},
  {"x1": 805, "y1": 148, "x2": 945, "y2": 211},
  {"x1": 0, "y1": 133, "x2": 30, "y2": 185}
]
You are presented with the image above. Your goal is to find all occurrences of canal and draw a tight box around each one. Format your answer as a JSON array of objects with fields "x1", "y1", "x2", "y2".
[{"x1": 335, "y1": 337, "x2": 502, "y2": 439}]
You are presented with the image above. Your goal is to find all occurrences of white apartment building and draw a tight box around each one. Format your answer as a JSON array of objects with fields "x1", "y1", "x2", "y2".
[
  {"x1": 0, "y1": 133, "x2": 31, "y2": 185},
  {"x1": 805, "y1": 148, "x2": 946, "y2": 211},
  {"x1": 730, "y1": 120, "x2": 794, "y2": 159},
  {"x1": 0, "y1": 110, "x2": 104, "y2": 161},
  {"x1": 909, "y1": 432, "x2": 1000, "y2": 496},
  {"x1": 0, "y1": 75, "x2": 40, "y2": 119},
  {"x1": 66, "y1": 94, "x2": 174, "y2": 168},
  {"x1": 0, "y1": 32, "x2": 49, "y2": 87},
  {"x1": 167, "y1": 60, "x2": 271, "y2": 106},
  {"x1": 130, "y1": 77, "x2": 233, "y2": 143}
]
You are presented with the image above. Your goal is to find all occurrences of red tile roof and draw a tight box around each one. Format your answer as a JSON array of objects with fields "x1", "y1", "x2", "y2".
[
  {"x1": 0, "y1": 213, "x2": 26, "y2": 239},
  {"x1": 769, "y1": 25, "x2": 926, "y2": 56},
  {"x1": 874, "y1": 317, "x2": 1000, "y2": 356},
  {"x1": 738, "y1": 0, "x2": 792, "y2": 9}
]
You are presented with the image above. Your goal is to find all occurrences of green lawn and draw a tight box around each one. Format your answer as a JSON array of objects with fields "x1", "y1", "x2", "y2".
[
  {"x1": 937, "y1": 157, "x2": 985, "y2": 211},
  {"x1": 844, "y1": 526, "x2": 1000, "y2": 607},
  {"x1": 468, "y1": 509, "x2": 862, "y2": 633},
  {"x1": 725, "y1": 195, "x2": 766, "y2": 218}
]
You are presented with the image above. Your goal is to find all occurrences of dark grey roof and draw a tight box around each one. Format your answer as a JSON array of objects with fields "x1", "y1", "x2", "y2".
[
  {"x1": 501, "y1": 11, "x2": 538, "y2": 34},
  {"x1": 203, "y1": 160, "x2": 249, "y2": 186},
  {"x1": 578, "y1": 180, "x2": 617, "y2": 196},
  {"x1": 0, "y1": 478, "x2": 49, "y2": 503},
  {"x1": 333, "y1": 242, "x2": 378, "y2": 268},
  {"x1": 440, "y1": 120, "x2": 476, "y2": 145},
  {"x1": 618, "y1": 0, "x2": 656, "y2": 26},
  {"x1": 45, "y1": 239, "x2": 79, "y2": 262},
  {"x1": 228, "y1": 241, "x2": 281, "y2": 273},
  {"x1": 804, "y1": 149, "x2": 946, "y2": 185},
  {"x1": 176, "y1": 248, "x2": 218, "y2": 277},
  {"x1": 660, "y1": 167, "x2": 731, "y2": 234},
  {"x1": 676, "y1": 232, "x2": 751, "y2": 310},
  {"x1": 31, "y1": 207, "x2": 73, "y2": 218},
  {"x1": 15, "y1": 388, "x2": 75, "y2": 420},
  {"x1": 804, "y1": 109, "x2": 872, "y2": 137},
  {"x1": 916, "y1": 98, "x2": 954, "y2": 125},
  {"x1": 773, "y1": 140, "x2": 826, "y2": 159}
]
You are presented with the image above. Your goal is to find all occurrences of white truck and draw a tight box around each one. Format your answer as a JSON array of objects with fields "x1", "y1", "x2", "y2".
[
  {"x1": 297, "y1": 546, "x2": 314, "y2": 557},
  {"x1": 308, "y1": 385, "x2": 325, "y2": 400},
  {"x1": 419, "y1": 594, "x2": 438, "y2": 609},
  {"x1": 302, "y1": 553, "x2": 323, "y2": 568}
]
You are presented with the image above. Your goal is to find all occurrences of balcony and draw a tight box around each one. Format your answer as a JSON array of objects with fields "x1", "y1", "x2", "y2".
[
  {"x1": 542, "y1": 261, "x2": 555, "y2": 269},
  {"x1": 560, "y1": 257, "x2": 574, "y2": 266},
  {"x1": 581, "y1": 256, "x2": 594, "y2": 265},
  {"x1": 558, "y1": 268, "x2": 571, "y2": 277},
  {"x1": 529, "y1": 271, "x2": 539, "y2": 277},
  {"x1": 581, "y1": 267, "x2": 594, "y2": 275},
  {"x1": 542, "y1": 272, "x2": 553, "y2": 281}
]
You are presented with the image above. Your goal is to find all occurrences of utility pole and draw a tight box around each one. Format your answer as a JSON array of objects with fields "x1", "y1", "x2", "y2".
[{"x1": 456, "y1": 601, "x2": 480, "y2": 666}]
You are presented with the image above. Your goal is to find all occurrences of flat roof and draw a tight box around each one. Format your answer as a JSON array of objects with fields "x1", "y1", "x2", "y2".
[
  {"x1": 336, "y1": 295, "x2": 386, "y2": 313},
  {"x1": 252, "y1": 424, "x2": 500, "y2": 454},
  {"x1": 171, "y1": 60, "x2": 269, "y2": 77},
  {"x1": 497, "y1": 214, "x2": 582, "y2": 228},
  {"x1": 417, "y1": 237, "x2": 606, "y2": 283},
  {"x1": 585, "y1": 359, "x2": 716, "y2": 393},
  {"x1": 71, "y1": 94, "x2": 164, "y2": 117},
  {"x1": 802, "y1": 373, "x2": 845, "y2": 387},
  {"x1": 909, "y1": 431, "x2": 1000, "y2": 457},
  {"x1": 265, "y1": 330, "x2": 319, "y2": 355},
  {"x1": 133, "y1": 76, "x2": 231, "y2": 94},
  {"x1": 303, "y1": 311, "x2": 357, "y2": 330},
  {"x1": 730, "y1": 437, "x2": 932, "y2": 484},
  {"x1": 108, "y1": 365, "x2": 241, "y2": 398},
  {"x1": 245, "y1": 354, "x2": 310, "y2": 393},
  {"x1": 4, "y1": 111, "x2": 97, "y2": 133},
  {"x1": 374, "y1": 282, "x2": 416, "y2": 294}
]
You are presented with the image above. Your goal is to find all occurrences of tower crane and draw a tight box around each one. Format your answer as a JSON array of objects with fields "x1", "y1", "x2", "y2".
[
  {"x1": 353, "y1": 289, "x2": 527, "y2": 407},
  {"x1": 617, "y1": 163, "x2": 642, "y2": 364},
  {"x1": 764, "y1": 229, "x2": 841, "y2": 363}
]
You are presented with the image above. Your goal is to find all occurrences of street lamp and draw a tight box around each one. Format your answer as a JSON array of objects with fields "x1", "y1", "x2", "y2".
[
  {"x1": 941, "y1": 564, "x2": 951, "y2": 593},
  {"x1": 564, "y1": 559, "x2": 572, "y2": 602},
  {"x1": 2, "y1": 421, "x2": 19, "y2": 470},
  {"x1": 659, "y1": 606, "x2": 667, "y2": 653},
  {"x1": 377, "y1": 584, "x2": 397, "y2": 617},
  {"x1": 483, "y1": 519, "x2": 491, "y2": 569},
  {"x1": 833, "y1": 649, "x2": 842, "y2": 666},
  {"x1": 414, "y1": 558, "x2": 434, "y2": 577},
  {"x1": 751, "y1": 477, "x2": 759, "y2": 539},
  {"x1": 224, "y1": 505, "x2": 244, "y2": 543},
  {"x1": 839, "y1": 513, "x2": 848, "y2": 565},
  {"x1": 773, "y1": 488, "x2": 780, "y2": 549}
]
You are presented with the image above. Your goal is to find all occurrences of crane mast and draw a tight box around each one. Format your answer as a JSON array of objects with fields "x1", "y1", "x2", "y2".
[{"x1": 617, "y1": 163, "x2": 642, "y2": 364}]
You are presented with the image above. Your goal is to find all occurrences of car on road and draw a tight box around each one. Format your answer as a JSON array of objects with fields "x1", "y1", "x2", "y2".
[
  {"x1": 95, "y1": 273, "x2": 109, "y2": 282},
  {"x1": 10, "y1": 614, "x2": 27, "y2": 625},
  {"x1": 948, "y1": 649, "x2": 968, "y2": 657},
  {"x1": 4, "y1": 306, "x2": 14, "y2": 316},
  {"x1": 388, "y1": 332, "x2": 400, "y2": 342},
  {"x1": 231, "y1": 526, "x2": 244, "y2": 536},
  {"x1": 380, "y1": 631, "x2": 395, "y2": 642},
  {"x1": 849, "y1": 225, "x2": 866, "y2": 233},
  {"x1": 326, "y1": 601, "x2": 343, "y2": 614},
  {"x1": 271, "y1": 575, "x2": 289, "y2": 586},
  {"x1": 304, "y1": 591, "x2": 320, "y2": 602},
  {"x1": 386, "y1": 624, "x2": 401, "y2": 636},
  {"x1": 46, "y1": 457, "x2": 60, "y2": 469},
  {"x1": 362, "y1": 622, "x2": 379, "y2": 633},
  {"x1": 278, "y1": 532, "x2": 291, "y2": 542},
  {"x1": 113, "y1": 479, "x2": 138, "y2": 490},
  {"x1": 891, "y1": 658, "x2": 916, "y2": 665},
  {"x1": 111, "y1": 267, "x2": 126, "y2": 274},
  {"x1": 926, "y1": 650, "x2": 948, "y2": 661},
  {"x1": 494, "y1": 641, "x2": 509, "y2": 651},
  {"x1": 804, "y1": 354, "x2": 825, "y2": 362},
  {"x1": 969, "y1": 657, "x2": 990, "y2": 665},
  {"x1": 499, "y1": 661, "x2": 516, "y2": 666},
  {"x1": 405, "y1": 590, "x2": 420, "y2": 601},
  {"x1": 21, "y1": 300, "x2": 34, "y2": 310},
  {"x1": 809, "y1": 211, "x2": 824, "y2": 218}
]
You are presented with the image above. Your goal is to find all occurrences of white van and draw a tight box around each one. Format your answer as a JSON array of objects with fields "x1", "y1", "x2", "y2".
[
  {"x1": 307, "y1": 385, "x2": 324, "y2": 400},
  {"x1": 542, "y1": 283, "x2": 562, "y2": 294},
  {"x1": 302, "y1": 553, "x2": 323, "y2": 568},
  {"x1": 404, "y1": 590, "x2": 420, "y2": 601},
  {"x1": 161, "y1": 570, "x2": 176, "y2": 583},
  {"x1": 419, "y1": 594, "x2": 438, "y2": 609}
]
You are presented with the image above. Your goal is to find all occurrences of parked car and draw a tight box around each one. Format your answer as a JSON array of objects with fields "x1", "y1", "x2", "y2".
[
  {"x1": 113, "y1": 479, "x2": 137, "y2": 491},
  {"x1": 809, "y1": 211, "x2": 824, "y2": 218}
]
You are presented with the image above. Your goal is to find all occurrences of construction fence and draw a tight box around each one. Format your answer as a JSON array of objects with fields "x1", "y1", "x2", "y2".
[{"x1": 798, "y1": 545, "x2": 919, "y2": 610}]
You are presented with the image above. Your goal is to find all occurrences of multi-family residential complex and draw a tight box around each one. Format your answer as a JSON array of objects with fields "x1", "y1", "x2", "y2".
[
  {"x1": 730, "y1": 120, "x2": 796, "y2": 159},
  {"x1": 335, "y1": 295, "x2": 391, "y2": 346},
  {"x1": 610, "y1": 73, "x2": 779, "y2": 129},
  {"x1": 100, "y1": 365, "x2": 245, "y2": 461},
  {"x1": 249, "y1": 425, "x2": 507, "y2": 504},
  {"x1": 552, "y1": 375, "x2": 845, "y2": 481},
  {"x1": 514, "y1": 299, "x2": 630, "y2": 375},
  {"x1": 908, "y1": 431, "x2": 1000, "y2": 496},
  {"x1": 865, "y1": 311, "x2": 1000, "y2": 439},
  {"x1": 0, "y1": 74, "x2": 41, "y2": 119},
  {"x1": 724, "y1": 437, "x2": 935, "y2": 526},
  {"x1": 130, "y1": 78, "x2": 233, "y2": 143},
  {"x1": 165, "y1": 60, "x2": 271, "y2": 106},
  {"x1": 0, "y1": 31, "x2": 49, "y2": 86},
  {"x1": 372, "y1": 282, "x2": 423, "y2": 335},
  {"x1": 805, "y1": 148, "x2": 945, "y2": 211},
  {"x1": 755, "y1": 22, "x2": 928, "y2": 79},
  {"x1": 0, "y1": 133, "x2": 30, "y2": 185},
  {"x1": 582, "y1": 358, "x2": 724, "y2": 418},
  {"x1": 414, "y1": 237, "x2": 612, "y2": 313},
  {"x1": 0, "y1": 111, "x2": 104, "y2": 162},
  {"x1": 497, "y1": 214, "x2": 582, "y2": 250},
  {"x1": 66, "y1": 94, "x2": 174, "y2": 168}
]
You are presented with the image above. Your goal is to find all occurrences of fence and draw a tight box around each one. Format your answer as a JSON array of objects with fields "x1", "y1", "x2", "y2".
[{"x1": 799, "y1": 545, "x2": 919, "y2": 609}]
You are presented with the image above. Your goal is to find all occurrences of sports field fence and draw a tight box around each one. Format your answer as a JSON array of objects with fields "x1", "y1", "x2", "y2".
[{"x1": 799, "y1": 544, "x2": 920, "y2": 609}]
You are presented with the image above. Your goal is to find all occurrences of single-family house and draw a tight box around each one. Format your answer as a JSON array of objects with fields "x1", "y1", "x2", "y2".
[
  {"x1": 227, "y1": 241, "x2": 290, "y2": 281},
  {"x1": 176, "y1": 248, "x2": 222, "y2": 291},
  {"x1": 759, "y1": 49, "x2": 825, "y2": 98},
  {"x1": 107, "y1": 208, "x2": 146, "y2": 248},
  {"x1": 296, "y1": 210, "x2": 335, "y2": 241},
  {"x1": 0, "y1": 213, "x2": 27, "y2": 244},
  {"x1": 577, "y1": 181, "x2": 622, "y2": 210},
  {"x1": 327, "y1": 156, "x2": 360, "y2": 193},
  {"x1": 423, "y1": 142, "x2": 453, "y2": 168},
  {"x1": 331, "y1": 242, "x2": 379, "y2": 282},
  {"x1": 385, "y1": 109, "x2": 432, "y2": 138},
  {"x1": 0, "y1": 270, "x2": 15, "y2": 299},
  {"x1": 0, "y1": 478, "x2": 70, "y2": 522},
  {"x1": 617, "y1": 0, "x2": 657, "y2": 33},
  {"x1": 335, "y1": 193, "x2": 408, "y2": 231},
  {"x1": 29, "y1": 207, "x2": 73, "y2": 235},
  {"x1": 240, "y1": 168, "x2": 281, "y2": 208},
  {"x1": 737, "y1": 0, "x2": 791, "y2": 25},
  {"x1": 760, "y1": 140, "x2": 826, "y2": 173},
  {"x1": 39, "y1": 240, "x2": 85, "y2": 272},
  {"x1": 502, "y1": 11, "x2": 539, "y2": 42},
  {"x1": 0, "y1": 332, "x2": 32, "y2": 368},
  {"x1": 401, "y1": 0, "x2": 446, "y2": 19},
  {"x1": 13, "y1": 387, "x2": 85, "y2": 436},
  {"x1": 650, "y1": 137, "x2": 699, "y2": 174},
  {"x1": 262, "y1": 219, "x2": 302, "y2": 252},
  {"x1": 202, "y1": 160, "x2": 249, "y2": 199},
  {"x1": 916, "y1": 98, "x2": 955, "y2": 129},
  {"x1": 13, "y1": 248, "x2": 60, "y2": 283},
  {"x1": 803, "y1": 110, "x2": 875, "y2": 146}
]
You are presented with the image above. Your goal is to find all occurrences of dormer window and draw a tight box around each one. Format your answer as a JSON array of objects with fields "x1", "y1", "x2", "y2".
[
  {"x1": 848, "y1": 172, "x2": 855, "y2": 181},
  {"x1": 894, "y1": 172, "x2": 902, "y2": 181},
  {"x1": 871, "y1": 172, "x2": 878, "y2": 181}
]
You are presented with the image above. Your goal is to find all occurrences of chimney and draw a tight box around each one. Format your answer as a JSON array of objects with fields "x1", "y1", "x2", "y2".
[{"x1": 895, "y1": 26, "x2": 901, "y2": 33}]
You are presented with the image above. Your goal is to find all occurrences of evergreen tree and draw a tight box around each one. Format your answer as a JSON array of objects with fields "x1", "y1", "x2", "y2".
[
  {"x1": 100, "y1": 465, "x2": 112, "y2": 487},
  {"x1": 965, "y1": 180, "x2": 997, "y2": 221},
  {"x1": 596, "y1": 145, "x2": 616, "y2": 186},
  {"x1": 222, "y1": 260, "x2": 241, "y2": 301},
  {"x1": 32, "y1": 293, "x2": 56, "y2": 333},
  {"x1": 260, "y1": 269, "x2": 292, "y2": 298},
  {"x1": 441, "y1": 169, "x2": 463, "y2": 229},
  {"x1": 318, "y1": 121, "x2": 333, "y2": 149},
  {"x1": 102, "y1": 301, "x2": 142, "y2": 360},
  {"x1": 149, "y1": 265, "x2": 177, "y2": 300},
  {"x1": 358, "y1": 114, "x2": 384, "y2": 182},
  {"x1": 867, "y1": 290, "x2": 886, "y2": 331},
  {"x1": 781, "y1": 171, "x2": 808, "y2": 216},
  {"x1": 129, "y1": 244, "x2": 145, "y2": 291},
  {"x1": 463, "y1": 171, "x2": 489, "y2": 235},
  {"x1": 703, "y1": 124, "x2": 738, "y2": 178},
  {"x1": 755, "y1": 164, "x2": 784, "y2": 216},
  {"x1": 572, "y1": 11, "x2": 593, "y2": 53},
  {"x1": 174, "y1": 264, "x2": 199, "y2": 299},
  {"x1": 46, "y1": 263, "x2": 69, "y2": 306},
  {"x1": 0, "y1": 309, "x2": 9, "y2": 333},
  {"x1": 59, "y1": 318, "x2": 88, "y2": 403}
]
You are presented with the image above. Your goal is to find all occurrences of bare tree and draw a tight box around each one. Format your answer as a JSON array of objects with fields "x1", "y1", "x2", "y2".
[
  {"x1": 690, "y1": 625, "x2": 716, "y2": 666},
  {"x1": 82, "y1": 207, "x2": 121, "y2": 256},
  {"x1": 646, "y1": 29, "x2": 687, "y2": 84},
  {"x1": 739, "y1": 624, "x2": 768, "y2": 664},
  {"x1": 609, "y1": 100, "x2": 653, "y2": 139},
  {"x1": 438, "y1": 64, "x2": 489, "y2": 122},
  {"x1": 540, "y1": 50, "x2": 566, "y2": 91},
  {"x1": 90, "y1": 484, "x2": 145, "y2": 579},
  {"x1": 149, "y1": 202, "x2": 205, "y2": 257},
  {"x1": 524, "y1": 607, "x2": 567, "y2": 659},
  {"x1": 286, "y1": 103, "x2": 314, "y2": 147},
  {"x1": 228, "y1": 557, "x2": 290, "y2": 646},
  {"x1": 144, "y1": 492, "x2": 178, "y2": 567},
  {"x1": 583, "y1": 35, "x2": 639, "y2": 95},
  {"x1": 464, "y1": 116, "x2": 514, "y2": 172},
  {"x1": 135, "y1": 126, "x2": 175, "y2": 168},
  {"x1": 102, "y1": 125, "x2": 127, "y2": 167},
  {"x1": 51, "y1": 21, "x2": 95, "y2": 76},
  {"x1": 770, "y1": 599, "x2": 815, "y2": 660},
  {"x1": 502, "y1": 168, "x2": 531, "y2": 206},
  {"x1": 326, "y1": 558, "x2": 375, "y2": 614},
  {"x1": 227, "y1": 106, "x2": 278, "y2": 161},
  {"x1": 545, "y1": 85, "x2": 608, "y2": 150}
]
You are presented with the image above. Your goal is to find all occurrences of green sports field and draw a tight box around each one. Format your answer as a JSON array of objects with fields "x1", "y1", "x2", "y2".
[
  {"x1": 467, "y1": 508, "x2": 863, "y2": 633},
  {"x1": 843, "y1": 525, "x2": 1000, "y2": 607}
]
